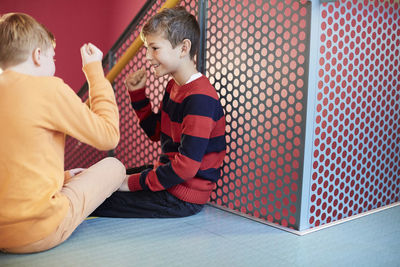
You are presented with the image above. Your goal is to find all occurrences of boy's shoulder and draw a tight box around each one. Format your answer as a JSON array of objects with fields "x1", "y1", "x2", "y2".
[
  {"x1": 169, "y1": 75, "x2": 219, "y2": 101},
  {"x1": 33, "y1": 75, "x2": 65, "y2": 86},
  {"x1": 28, "y1": 75, "x2": 68, "y2": 95},
  {"x1": 10, "y1": 71, "x2": 73, "y2": 99},
  {"x1": 187, "y1": 76, "x2": 219, "y2": 100},
  {"x1": 1, "y1": 70, "x2": 64, "y2": 89}
]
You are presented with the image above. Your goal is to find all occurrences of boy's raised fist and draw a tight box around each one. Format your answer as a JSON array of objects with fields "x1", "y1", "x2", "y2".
[
  {"x1": 125, "y1": 67, "x2": 147, "y2": 92},
  {"x1": 80, "y1": 43, "x2": 103, "y2": 66}
]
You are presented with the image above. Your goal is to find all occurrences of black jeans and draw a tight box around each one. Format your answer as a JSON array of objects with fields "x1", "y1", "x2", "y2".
[{"x1": 91, "y1": 165, "x2": 204, "y2": 218}]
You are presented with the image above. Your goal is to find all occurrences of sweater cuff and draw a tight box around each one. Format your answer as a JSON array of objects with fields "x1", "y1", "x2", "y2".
[
  {"x1": 129, "y1": 88, "x2": 146, "y2": 103},
  {"x1": 128, "y1": 173, "x2": 142, "y2": 191},
  {"x1": 64, "y1": 171, "x2": 72, "y2": 185}
]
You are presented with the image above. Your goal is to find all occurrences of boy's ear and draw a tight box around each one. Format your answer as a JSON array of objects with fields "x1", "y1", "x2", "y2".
[
  {"x1": 32, "y1": 48, "x2": 41, "y2": 66},
  {"x1": 180, "y1": 39, "x2": 192, "y2": 58}
]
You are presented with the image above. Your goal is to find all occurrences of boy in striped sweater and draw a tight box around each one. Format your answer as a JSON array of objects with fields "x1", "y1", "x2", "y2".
[{"x1": 92, "y1": 7, "x2": 226, "y2": 218}]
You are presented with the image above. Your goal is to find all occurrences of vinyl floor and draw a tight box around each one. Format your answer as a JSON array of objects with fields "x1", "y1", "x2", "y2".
[{"x1": 1, "y1": 204, "x2": 399, "y2": 267}]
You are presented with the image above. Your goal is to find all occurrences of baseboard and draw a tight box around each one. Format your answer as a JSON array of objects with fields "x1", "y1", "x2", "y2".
[{"x1": 208, "y1": 201, "x2": 400, "y2": 236}]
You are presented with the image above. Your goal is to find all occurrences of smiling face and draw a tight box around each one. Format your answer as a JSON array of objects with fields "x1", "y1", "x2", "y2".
[{"x1": 144, "y1": 33, "x2": 182, "y2": 78}]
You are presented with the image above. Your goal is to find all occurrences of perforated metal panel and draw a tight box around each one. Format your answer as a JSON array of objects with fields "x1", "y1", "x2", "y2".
[
  {"x1": 64, "y1": 89, "x2": 108, "y2": 169},
  {"x1": 65, "y1": 0, "x2": 400, "y2": 231},
  {"x1": 111, "y1": 0, "x2": 166, "y2": 168},
  {"x1": 112, "y1": 0, "x2": 198, "y2": 168},
  {"x1": 66, "y1": 0, "x2": 198, "y2": 169},
  {"x1": 309, "y1": 0, "x2": 400, "y2": 227},
  {"x1": 65, "y1": 0, "x2": 312, "y2": 230},
  {"x1": 207, "y1": 0, "x2": 311, "y2": 229}
]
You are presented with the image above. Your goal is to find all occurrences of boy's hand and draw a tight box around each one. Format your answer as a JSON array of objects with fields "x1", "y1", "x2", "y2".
[
  {"x1": 124, "y1": 68, "x2": 147, "y2": 92},
  {"x1": 80, "y1": 43, "x2": 103, "y2": 67}
]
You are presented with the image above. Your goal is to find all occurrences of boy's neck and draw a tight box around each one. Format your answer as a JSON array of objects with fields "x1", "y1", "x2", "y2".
[
  {"x1": 171, "y1": 60, "x2": 198, "y2": 86},
  {"x1": 7, "y1": 60, "x2": 39, "y2": 76}
]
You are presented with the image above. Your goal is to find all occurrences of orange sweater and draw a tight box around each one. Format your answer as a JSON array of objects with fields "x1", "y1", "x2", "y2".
[{"x1": 0, "y1": 62, "x2": 120, "y2": 248}]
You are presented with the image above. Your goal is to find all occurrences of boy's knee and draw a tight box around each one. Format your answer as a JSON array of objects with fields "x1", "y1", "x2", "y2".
[{"x1": 100, "y1": 157, "x2": 126, "y2": 174}]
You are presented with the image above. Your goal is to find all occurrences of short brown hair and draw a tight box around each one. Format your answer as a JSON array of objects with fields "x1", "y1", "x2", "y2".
[
  {"x1": 0, "y1": 13, "x2": 55, "y2": 69},
  {"x1": 141, "y1": 7, "x2": 200, "y2": 59}
]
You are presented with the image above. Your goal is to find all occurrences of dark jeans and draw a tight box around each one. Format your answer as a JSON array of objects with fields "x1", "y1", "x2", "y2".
[{"x1": 91, "y1": 165, "x2": 204, "y2": 218}]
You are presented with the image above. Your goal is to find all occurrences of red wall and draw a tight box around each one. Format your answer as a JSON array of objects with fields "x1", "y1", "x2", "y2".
[{"x1": 0, "y1": 0, "x2": 146, "y2": 91}]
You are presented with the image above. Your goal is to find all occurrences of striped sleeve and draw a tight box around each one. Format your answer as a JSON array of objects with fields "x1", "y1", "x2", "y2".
[{"x1": 129, "y1": 88, "x2": 161, "y2": 141}]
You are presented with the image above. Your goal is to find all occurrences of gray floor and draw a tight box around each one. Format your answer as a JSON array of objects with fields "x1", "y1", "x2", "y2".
[{"x1": 1, "y1": 204, "x2": 399, "y2": 267}]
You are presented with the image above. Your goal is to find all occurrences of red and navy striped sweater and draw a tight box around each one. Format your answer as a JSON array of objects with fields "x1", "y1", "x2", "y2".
[{"x1": 127, "y1": 75, "x2": 226, "y2": 204}]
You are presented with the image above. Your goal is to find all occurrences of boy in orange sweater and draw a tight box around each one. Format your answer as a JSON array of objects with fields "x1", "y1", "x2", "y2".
[{"x1": 0, "y1": 13, "x2": 126, "y2": 253}]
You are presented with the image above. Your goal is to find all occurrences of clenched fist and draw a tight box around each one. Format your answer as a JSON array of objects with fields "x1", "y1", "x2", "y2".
[
  {"x1": 80, "y1": 43, "x2": 103, "y2": 67},
  {"x1": 124, "y1": 67, "x2": 147, "y2": 92}
]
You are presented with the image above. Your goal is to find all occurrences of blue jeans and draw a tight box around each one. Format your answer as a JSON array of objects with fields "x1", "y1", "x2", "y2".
[{"x1": 91, "y1": 165, "x2": 204, "y2": 218}]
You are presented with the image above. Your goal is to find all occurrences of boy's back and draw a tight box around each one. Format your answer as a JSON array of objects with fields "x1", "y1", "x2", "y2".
[
  {"x1": 0, "y1": 13, "x2": 126, "y2": 252},
  {"x1": 0, "y1": 61, "x2": 120, "y2": 248},
  {"x1": 0, "y1": 73, "x2": 71, "y2": 220}
]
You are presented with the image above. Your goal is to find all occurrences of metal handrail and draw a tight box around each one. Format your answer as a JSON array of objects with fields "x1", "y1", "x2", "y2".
[{"x1": 105, "y1": 0, "x2": 181, "y2": 83}]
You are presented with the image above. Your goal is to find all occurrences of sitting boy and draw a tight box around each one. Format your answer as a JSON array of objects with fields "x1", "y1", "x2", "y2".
[
  {"x1": 0, "y1": 13, "x2": 126, "y2": 253},
  {"x1": 92, "y1": 7, "x2": 226, "y2": 218}
]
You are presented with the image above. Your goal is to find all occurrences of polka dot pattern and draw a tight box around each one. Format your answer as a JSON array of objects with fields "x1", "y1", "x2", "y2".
[
  {"x1": 65, "y1": 0, "x2": 198, "y2": 170},
  {"x1": 64, "y1": 135, "x2": 108, "y2": 169},
  {"x1": 207, "y1": 0, "x2": 311, "y2": 229},
  {"x1": 66, "y1": 0, "x2": 167, "y2": 169},
  {"x1": 111, "y1": 0, "x2": 197, "y2": 168},
  {"x1": 309, "y1": 0, "x2": 400, "y2": 228},
  {"x1": 64, "y1": 89, "x2": 109, "y2": 169}
]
